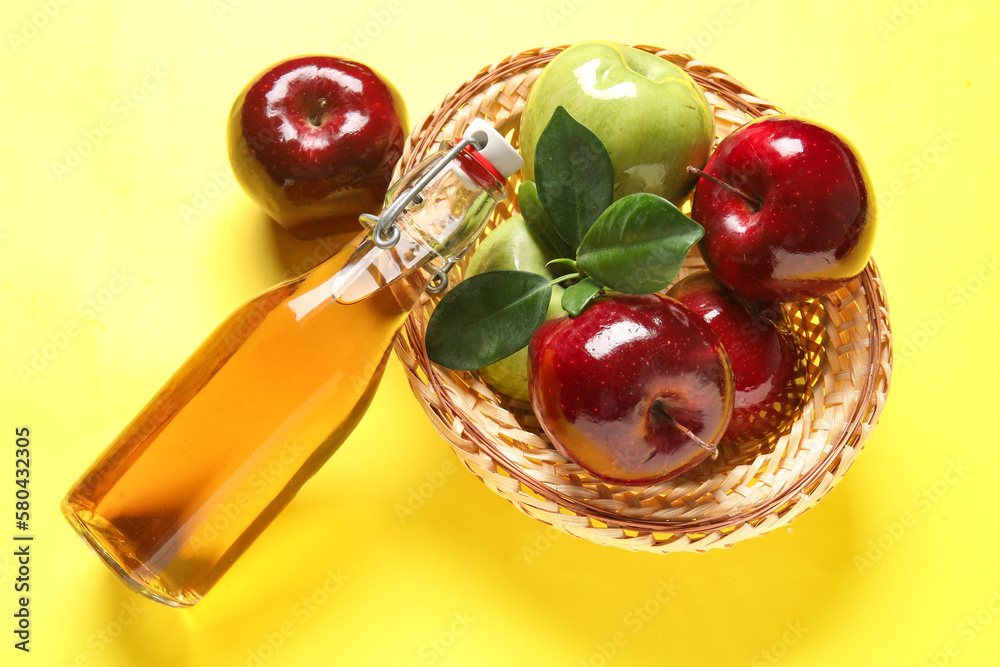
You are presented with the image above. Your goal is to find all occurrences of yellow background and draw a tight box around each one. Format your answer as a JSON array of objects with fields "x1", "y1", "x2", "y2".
[{"x1": 2, "y1": 0, "x2": 998, "y2": 665}]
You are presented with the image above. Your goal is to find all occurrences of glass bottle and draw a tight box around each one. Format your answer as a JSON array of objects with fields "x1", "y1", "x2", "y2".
[{"x1": 61, "y1": 120, "x2": 521, "y2": 607}]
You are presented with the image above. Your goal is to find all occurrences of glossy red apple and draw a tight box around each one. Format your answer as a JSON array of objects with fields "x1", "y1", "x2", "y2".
[
  {"x1": 668, "y1": 270, "x2": 807, "y2": 444},
  {"x1": 227, "y1": 55, "x2": 408, "y2": 240},
  {"x1": 528, "y1": 294, "x2": 734, "y2": 485},
  {"x1": 690, "y1": 114, "x2": 876, "y2": 301}
]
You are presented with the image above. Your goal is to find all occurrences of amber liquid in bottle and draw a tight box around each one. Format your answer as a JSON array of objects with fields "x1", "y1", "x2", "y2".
[
  {"x1": 62, "y1": 131, "x2": 512, "y2": 607},
  {"x1": 61, "y1": 235, "x2": 427, "y2": 607}
]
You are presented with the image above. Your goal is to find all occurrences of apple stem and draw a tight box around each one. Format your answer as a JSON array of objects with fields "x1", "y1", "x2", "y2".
[
  {"x1": 550, "y1": 272, "x2": 581, "y2": 286},
  {"x1": 546, "y1": 257, "x2": 578, "y2": 271},
  {"x1": 309, "y1": 98, "x2": 328, "y2": 127},
  {"x1": 661, "y1": 411, "x2": 718, "y2": 459},
  {"x1": 687, "y1": 166, "x2": 762, "y2": 211}
]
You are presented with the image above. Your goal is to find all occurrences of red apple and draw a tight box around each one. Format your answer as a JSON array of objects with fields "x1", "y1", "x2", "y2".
[
  {"x1": 668, "y1": 270, "x2": 807, "y2": 444},
  {"x1": 528, "y1": 294, "x2": 734, "y2": 485},
  {"x1": 227, "y1": 55, "x2": 408, "y2": 240},
  {"x1": 690, "y1": 114, "x2": 876, "y2": 301}
]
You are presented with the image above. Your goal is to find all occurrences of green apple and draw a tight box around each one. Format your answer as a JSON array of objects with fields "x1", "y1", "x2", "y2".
[
  {"x1": 466, "y1": 214, "x2": 565, "y2": 401},
  {"x1": 520, "y1": 41, "x2": 715, "y2": 205}
]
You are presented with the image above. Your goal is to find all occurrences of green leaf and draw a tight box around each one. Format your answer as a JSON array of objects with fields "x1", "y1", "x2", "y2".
[
  {"x1": 561, "y1": 278, "x2": 604, "y2": 317},
  {"x1": 425, "y1": 270, "x2": 552, "y2": 371},
  {"x1": 576, "y1": 193, "x2": 705, "y2": 295},
  {"x1": 517, "y1": 180, "x2": 575, "y2": 261},
  {"x1": 534, "y1": 106, "x2": 614, "y2": 250}
]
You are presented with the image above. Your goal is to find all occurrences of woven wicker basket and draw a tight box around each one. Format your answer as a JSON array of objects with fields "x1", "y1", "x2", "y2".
[{"x1": 392, "y1": 45, "x2": 892, "y2": 553}]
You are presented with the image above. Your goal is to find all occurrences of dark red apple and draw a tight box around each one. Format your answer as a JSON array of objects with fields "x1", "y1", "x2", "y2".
[
  {"x1": 668, "y1": 270, "x2": 807, "y2": 444},
  {"x1": 690, "y1": 114, "x2": 876, "y2": 301},
  {"x1": 227, "y1": 55, "x2": 408, "y2": 240},
  {"x1": 528, "y1": 294, "x2": 734, "y2": 485}
]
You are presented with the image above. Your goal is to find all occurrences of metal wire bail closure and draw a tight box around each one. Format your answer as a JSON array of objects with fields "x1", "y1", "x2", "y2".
[
  {"x1": 426, "y1": 259, "x2": 457, "y2": 295},
  {"x1": 364, "y1": 136, "x2": 484, "y2": 254}
]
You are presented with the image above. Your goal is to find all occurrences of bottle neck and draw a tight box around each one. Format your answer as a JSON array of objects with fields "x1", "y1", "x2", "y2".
[{"x1": 331, "y1": 148, "x2": 507, "y2": 305}]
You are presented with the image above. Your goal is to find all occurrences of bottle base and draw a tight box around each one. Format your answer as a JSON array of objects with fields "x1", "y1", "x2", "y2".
[{"x1": 60, "y1": 498, "x2": 199, "y2": 608}]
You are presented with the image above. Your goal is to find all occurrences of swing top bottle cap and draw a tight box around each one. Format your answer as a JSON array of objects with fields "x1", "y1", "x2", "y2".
[{"x1": 452, "y1": 118, "x2": 523, "y2": 188}]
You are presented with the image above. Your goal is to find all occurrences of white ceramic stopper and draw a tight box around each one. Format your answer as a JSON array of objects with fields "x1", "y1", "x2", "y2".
[{"x1": 451, "y1": 118, "x2": 523, "y2": 188}]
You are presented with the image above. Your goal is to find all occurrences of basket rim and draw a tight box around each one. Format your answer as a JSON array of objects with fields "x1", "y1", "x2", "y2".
[
  {"x1": 402, "y1": 44, "x2": 783, "y2": 169},
  {"x1": 394, "y1": 43, "x2": 892, "y2": 539}
]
